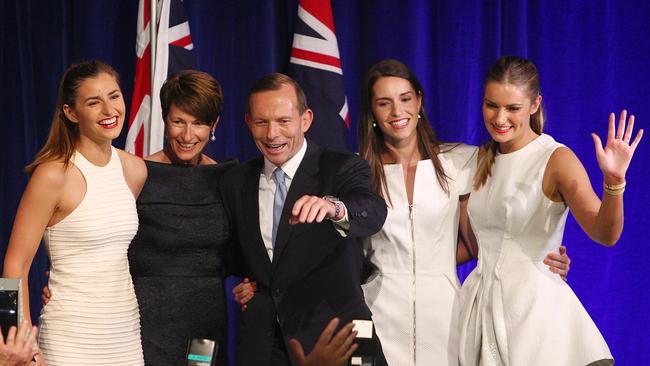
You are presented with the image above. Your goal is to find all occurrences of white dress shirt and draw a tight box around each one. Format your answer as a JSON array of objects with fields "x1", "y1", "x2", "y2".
[{"x1": 258, "y1": 139, "x2": 348, "y2": 261}]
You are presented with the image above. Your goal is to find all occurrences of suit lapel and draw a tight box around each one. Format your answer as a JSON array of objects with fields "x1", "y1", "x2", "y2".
[
  {"x1": 272, "y1": 143, "x2": 322, "y2": 271},
  {"x1": 243, "y1": 158, "x2": 273, "y2": 276}
]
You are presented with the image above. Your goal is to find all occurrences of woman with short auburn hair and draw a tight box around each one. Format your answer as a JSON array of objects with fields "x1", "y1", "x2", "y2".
[{"x1": 128, "y1": 69, "x2": 244, "y2": 365}]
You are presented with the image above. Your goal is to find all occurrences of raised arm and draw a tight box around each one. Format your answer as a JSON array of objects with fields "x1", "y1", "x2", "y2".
[
  {"x1": 546, "y1": 111, "x2": 643, "y2": 246},
  {"x1": 3, "y1": 163, "x2": 66, "y2": 324}
]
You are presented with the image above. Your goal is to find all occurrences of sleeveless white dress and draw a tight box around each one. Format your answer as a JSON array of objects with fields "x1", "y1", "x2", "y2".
[
  {"x1": 362, "y1": 144, "x2": 477, "y2": 366},
  {"x1": 39, "y1": 148, "x2": 144, "y2": 365},
  {"x1": 458, "y1": 134, "x2": 613, "y2": 366}
]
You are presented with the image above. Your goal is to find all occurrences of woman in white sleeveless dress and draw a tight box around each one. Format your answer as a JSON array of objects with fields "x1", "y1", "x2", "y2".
[
  {"x1": 458, "y1": 56, "x2": 643, "y2": 365},
  {"x1": 3, "y1": 61, "x2": 147, "y2": 365},
  {"x1": 357, "y1": 59, "x2": 571, "y2": 366}
]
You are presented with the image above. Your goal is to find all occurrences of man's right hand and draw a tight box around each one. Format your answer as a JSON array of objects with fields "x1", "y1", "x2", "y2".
[
  {"x1": 41, "y1": 271, "x2": 50, "y2": 307},
  {"x1": 289, "y1": 318, "x2": 358, "y2": 366},
  {"x1": 0, "y1": 320, "x2": 40, "y2": 366},
  {"x1": 41, "y1": 286, "x2": 50, "y2": 307},
  {"x1": 232, "y1": 278, "x2": 256, "y2": 312}
]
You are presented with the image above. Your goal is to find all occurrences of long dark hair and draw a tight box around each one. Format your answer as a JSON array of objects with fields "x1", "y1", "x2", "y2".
[
  {"x1": 473, "y1": 56, "x2": 544, "y2": 189},
  {"x1": 358, "y1": 59, "x2": 449, "y2": 205},
  {"x1": 25, "y1": 60, "x2": 119, "y2": 174}
]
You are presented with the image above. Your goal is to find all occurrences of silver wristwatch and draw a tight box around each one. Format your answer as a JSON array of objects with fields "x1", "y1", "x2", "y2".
[{"x1": 322, "y1": 195, "x2": 342, "y2": 219}]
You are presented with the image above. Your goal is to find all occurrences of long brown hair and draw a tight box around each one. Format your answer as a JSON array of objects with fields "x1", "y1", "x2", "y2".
[
  {"x1": 473, "y1": 56, "x2": 544, "y2": 189},
  {"x1": 25, "y1": 60, "x2": 119, "y2": 174},
  {"x1": 358, "y1": 59, "x2": 449, "y2": 205}
]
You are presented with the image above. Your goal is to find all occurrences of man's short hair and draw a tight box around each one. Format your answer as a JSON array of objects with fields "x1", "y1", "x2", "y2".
[{"x1": 247, "y1": 73, "x2": 308, "y2": 114}]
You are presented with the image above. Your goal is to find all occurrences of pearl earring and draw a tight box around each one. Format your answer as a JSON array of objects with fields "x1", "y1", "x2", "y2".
[
  {"x1": 210, "y1": 130, "x2": 216, "y2": 141},
  {"x1": 418, "y1": 114, "x2": 421, "y2": 119},
  {"x1": 372, "y1": 121, "x2": 377, "y2": 128}
]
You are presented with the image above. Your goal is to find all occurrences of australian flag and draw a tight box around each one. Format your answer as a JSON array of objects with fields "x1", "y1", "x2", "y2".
[
  {"x1": 288, "y1": 0, "x2": 349, "y2": 151},
  {"x1": 126, "y1": 0, "x2": 196, "y2": 157}
]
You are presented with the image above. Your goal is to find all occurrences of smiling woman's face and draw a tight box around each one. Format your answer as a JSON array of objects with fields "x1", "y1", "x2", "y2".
[
  {"x1": 371, "y1": 76, "x2": 422, "y2": 147},
  {"x1": 63, "y1": 72, "x2": 125, "y2": 144},
  {"x1": 482, "y1": 81, "x2": 541, "y2": 153},
  {"x1": 165, "y1": 104, "x2": 214, "y2": 165}
]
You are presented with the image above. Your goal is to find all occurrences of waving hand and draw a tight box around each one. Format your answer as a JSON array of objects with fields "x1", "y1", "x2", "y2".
[{"x1": 591, "y1": 110, "x2": 643, "y2": 181}]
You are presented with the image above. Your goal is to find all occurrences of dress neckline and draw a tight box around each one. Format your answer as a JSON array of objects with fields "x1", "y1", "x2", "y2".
[
  {"x1": 495, "y1": 133, "x2": 549, "y2": 160},
  {"x1": 145, "y1": 159, "x2": 217, "y2": 168},
  {"x1": 74, "y1": 146, "x2": 116, "y2": 168},
  {"x1": 383, "y1": 159, "x2": 431, "y2": 168}
]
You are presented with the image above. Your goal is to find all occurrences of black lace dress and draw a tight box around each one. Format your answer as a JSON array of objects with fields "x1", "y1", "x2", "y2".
[{"x1": 128, "y1": 159, "x2": 236, "y2": 366}]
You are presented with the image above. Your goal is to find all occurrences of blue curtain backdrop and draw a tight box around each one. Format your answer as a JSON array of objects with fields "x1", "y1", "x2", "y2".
[{"x1": 2, "y1": 0, "x2": 649, "y2": 363}]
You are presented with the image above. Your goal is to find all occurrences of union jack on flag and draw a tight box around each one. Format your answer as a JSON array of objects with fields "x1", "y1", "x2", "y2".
[
  {"x1": 288, "y1": 0, "x2": 349, "y2": 151},
  {"x1": 126, "y1": 0, "x2": 196, "y2": 157}
]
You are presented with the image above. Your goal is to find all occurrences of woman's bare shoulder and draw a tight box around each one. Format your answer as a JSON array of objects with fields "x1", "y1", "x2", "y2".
[{"x1": 116, "y1": 149, "x2": 147, "y2": 189}]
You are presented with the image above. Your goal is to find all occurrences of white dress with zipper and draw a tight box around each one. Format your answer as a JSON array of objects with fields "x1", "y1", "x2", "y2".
[{"x1": 362, "y1": 144, "x2": 477, "y2": 366}]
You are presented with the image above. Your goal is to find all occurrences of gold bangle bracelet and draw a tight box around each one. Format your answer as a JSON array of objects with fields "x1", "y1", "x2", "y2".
[
  {"x1": 604, "y1": 181, "x2": 626, "y2": 191},
  {"x1": 604, "y1": 187, "x2": 625, "y2": 196}
]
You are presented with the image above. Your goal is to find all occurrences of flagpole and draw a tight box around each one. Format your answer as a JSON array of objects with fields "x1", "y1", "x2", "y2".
[{"x1": 149, "y1": 0, "x2": 157, "y2": 155}]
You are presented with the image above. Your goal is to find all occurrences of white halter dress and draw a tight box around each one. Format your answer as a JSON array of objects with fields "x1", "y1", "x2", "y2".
[{"x1": 39, "y1": 148, "x2": 144, "y2": 365}]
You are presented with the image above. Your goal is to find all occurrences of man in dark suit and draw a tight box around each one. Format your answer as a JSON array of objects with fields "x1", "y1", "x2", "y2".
[{"x1": 221, "y1": 73, "x2": 387, "y2": 366}]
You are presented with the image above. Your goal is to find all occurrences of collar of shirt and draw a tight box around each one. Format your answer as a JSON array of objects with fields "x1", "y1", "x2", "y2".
[{"x1": 262, "y1": 138, "x2": 308, "y2": 187}]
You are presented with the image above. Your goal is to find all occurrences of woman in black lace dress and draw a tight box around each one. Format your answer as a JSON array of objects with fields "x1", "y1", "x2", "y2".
[{"x1": 128, "y1": 70, "x2": 240, "y2": 365}]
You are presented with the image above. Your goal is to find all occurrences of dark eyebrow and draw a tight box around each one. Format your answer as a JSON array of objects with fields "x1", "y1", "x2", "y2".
[
  {"x1": 483, "y1": 98, "x2": 522, "y2": 108},
  {"x1": 375, "y1": 91, "x2": 414, "y2": 101},
  {"x1": 83, "y1": 89, "x2": 120, "y2": 104},
  {"x1": 83, "y1": 96, "x2": 101, "y2": 103}
]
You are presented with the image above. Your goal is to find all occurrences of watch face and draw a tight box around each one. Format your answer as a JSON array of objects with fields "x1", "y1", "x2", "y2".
[{"x1": 322, "y1": 196, "x2": 341, "y2": 219}]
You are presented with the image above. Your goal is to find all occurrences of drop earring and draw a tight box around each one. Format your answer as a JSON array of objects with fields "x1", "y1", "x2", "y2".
[
  {"x1": 418, "y1": 114, "x2": 421, "y2": 119},
  {"x1": 210, "y1": 129, "x2": 216, "y2": 142},
  {"x1": 372, "y1": 121, "x2": 377, "y2": 128}
]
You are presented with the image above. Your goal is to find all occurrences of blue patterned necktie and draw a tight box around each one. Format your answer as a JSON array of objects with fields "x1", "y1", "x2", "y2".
[{"x1": 272, "y1": 167, "x2": 287, "y2": 248}]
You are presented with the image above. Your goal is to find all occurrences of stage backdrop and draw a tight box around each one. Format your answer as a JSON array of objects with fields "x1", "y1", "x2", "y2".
[{"x1": 2, "y1": 0, "x2": 649, "y2": 364}]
